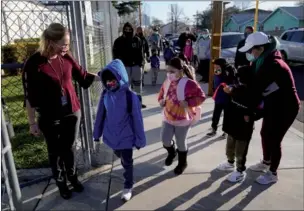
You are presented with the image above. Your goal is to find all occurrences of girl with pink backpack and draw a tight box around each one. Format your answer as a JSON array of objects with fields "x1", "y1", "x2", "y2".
[{"x1": 158, "y1": 57, "x2": 206, "y2": 175}]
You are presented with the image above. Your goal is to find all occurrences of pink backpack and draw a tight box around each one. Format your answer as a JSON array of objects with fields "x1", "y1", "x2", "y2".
[
  {"x1": 163, "y1": 77, "x2": 202, "y2": 125},
  {"x1": 183, "y1": 39, "x2": 193, "y2": 61}
]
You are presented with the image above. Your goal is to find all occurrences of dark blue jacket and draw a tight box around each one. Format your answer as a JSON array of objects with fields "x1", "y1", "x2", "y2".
[{"x1": 150, "y1": 55, "x2": 160, "y2": 69}]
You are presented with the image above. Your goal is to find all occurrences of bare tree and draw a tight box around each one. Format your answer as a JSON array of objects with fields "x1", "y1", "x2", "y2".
[
  {"x1": 168, "y1": 4, "x2": 184, "y2": 33},
  {"x1": 151, "y1": 17, "x2": 164, "y2": 28}
]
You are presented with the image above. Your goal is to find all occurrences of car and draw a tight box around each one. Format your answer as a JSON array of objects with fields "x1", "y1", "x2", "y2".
[
  {"x1": 279, "y1": 28, "x2": 304, "y2": 63},
  {"x1": 193, "y1": 32, "x2": 244, "y2": 66}
]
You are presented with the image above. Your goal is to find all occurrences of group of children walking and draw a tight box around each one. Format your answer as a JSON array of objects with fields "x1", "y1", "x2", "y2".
[{"x1": 93, "y1": 54, "x2": 264, "y2": 201}]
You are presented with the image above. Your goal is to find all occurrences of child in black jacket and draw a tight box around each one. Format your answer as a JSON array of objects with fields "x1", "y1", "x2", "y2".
[{"x1": 216, "y1": 65, "x2": 263, "y2": 183}]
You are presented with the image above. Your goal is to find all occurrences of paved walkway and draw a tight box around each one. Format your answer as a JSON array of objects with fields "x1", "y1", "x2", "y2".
[{"x1": 18, "y1": 83, "x2": 302, "y2": 211}]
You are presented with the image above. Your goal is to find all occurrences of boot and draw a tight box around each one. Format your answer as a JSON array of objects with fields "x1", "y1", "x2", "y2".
[
  {"x1": 56, "y1": 179, "x2": 72, "y2": 200},
  {"x1": 174, "y1": 150, "x2": 188, "y2": 175},
  {"x1": 164, "y1": 144, "x2": 177, "y2": 166},
  {"x1": 68, "y1": 172, "x2": 84, "y2": 193}
]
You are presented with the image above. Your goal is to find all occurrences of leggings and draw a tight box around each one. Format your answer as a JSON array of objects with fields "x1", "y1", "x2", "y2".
[
  {"x1": 38, "y1": 110, "x2": 81, "y2": 182},
  {"x1": 161, "y1": 121, "x2": 191, "y2": 151},
  {"x1": 261, "y1": 107, "x2": 299, "y2": 173}
]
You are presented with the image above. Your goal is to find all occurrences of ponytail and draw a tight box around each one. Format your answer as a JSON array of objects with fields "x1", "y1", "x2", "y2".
[{"x1": 182, "y1": 64, "x2": 195, "y2": 80}]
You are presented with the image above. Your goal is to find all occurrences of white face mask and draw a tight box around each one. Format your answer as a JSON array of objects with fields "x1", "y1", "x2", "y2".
[
  {"x1": 246, "y1": 53, "x2": 256, "y2": 62},
  {"x1": 202, "y1": 34, "x2": 209, "y2": 39}
]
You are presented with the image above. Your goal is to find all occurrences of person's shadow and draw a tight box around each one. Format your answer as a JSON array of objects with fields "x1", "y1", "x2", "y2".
[
  {"x1": 155, "y1": 169, "x2": 230, "y2": 210},
  {"x1": 184, "y1": 170, "x2": 274, "y2": 210}
]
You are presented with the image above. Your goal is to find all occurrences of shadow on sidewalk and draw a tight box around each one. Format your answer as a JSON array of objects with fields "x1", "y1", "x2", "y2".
[{"x1": 106, "y1": 136, "x2": 224, "y2": 210}]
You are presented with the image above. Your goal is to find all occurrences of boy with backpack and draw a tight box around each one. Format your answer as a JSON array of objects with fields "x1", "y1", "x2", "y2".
[
  {"x1": 163, "y1": 41, "x2": 175, "y2": 65},
  {"x1": 93, "y1": 59, "x2": 146, "y2": 201},
  {"x1": 150, "y1": 49, "x2": 160, "y2": 86}
]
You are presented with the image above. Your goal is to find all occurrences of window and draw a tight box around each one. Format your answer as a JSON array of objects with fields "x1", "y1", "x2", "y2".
[
  {"x1": 289, "y1": 31, "x2": 304, "y2": 43},
  {"x1": 281, "y1": 32, "x2": 293, "y2": 41},
  {"x1": 221, "y1": 34, "x2": 243, "y2": 49}
]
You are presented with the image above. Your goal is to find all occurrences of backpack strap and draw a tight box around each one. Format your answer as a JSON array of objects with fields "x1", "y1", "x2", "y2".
[
  {"x1": 163, "y1": 79, "x2": 171, "y2": 100},
  {"x1": 126, "y1": 89, "x2": 133, "y2": 114},
  {"x1": 176, "y1": 77, "x2": 189, "y2": 101}
]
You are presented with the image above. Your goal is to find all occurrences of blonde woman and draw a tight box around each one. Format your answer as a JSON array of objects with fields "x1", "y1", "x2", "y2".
[{"x1": 22, "y1": 23, "x2": 100, "y2": 199}]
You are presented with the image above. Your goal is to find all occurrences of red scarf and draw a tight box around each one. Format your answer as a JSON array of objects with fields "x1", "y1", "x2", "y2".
[{"x1": 212, "y1": 82, "x2": 227, "y2": 100}]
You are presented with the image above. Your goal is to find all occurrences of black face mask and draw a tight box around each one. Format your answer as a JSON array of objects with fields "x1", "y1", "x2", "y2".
[
  {"x1": 124, "y1": 31, "x2": 133, "y2": 38},
  {"x1": 138, "y1": 32, "x2": 143, "y2": 37}
]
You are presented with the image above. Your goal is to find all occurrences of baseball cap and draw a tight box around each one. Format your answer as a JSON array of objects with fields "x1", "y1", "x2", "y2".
[{"x1": 239, "y1": 32, "x2": 269, "y2": 52}]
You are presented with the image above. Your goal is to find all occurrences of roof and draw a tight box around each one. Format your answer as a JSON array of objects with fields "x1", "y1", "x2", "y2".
[
  {"x1": 279, "y1": 6, "x2": 304, "y2": 20},
  {"x1": 231, "y1": 10, "x2": 272, "y2": 25}
]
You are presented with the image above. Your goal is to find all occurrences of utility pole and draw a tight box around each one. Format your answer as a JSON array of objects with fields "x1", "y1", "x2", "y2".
[
  {"x1": 139, "y1": 1, "x2": 142, "y2": 27},
  {"x1": 208, "y1": 1, "x2": 223, "y2": 96},
  {"x1": 254, "y1": 0, "x2": 259, "y2": 31}
]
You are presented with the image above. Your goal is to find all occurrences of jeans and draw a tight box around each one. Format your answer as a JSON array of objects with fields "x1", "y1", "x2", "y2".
[
  {"x1": 126, "y1": 66, "x2": 143, "y2": 95},
  {"x1": 38, "y1": 110, "x2": 81, "y2": 182},
  {"x1": 114, "y1": 149, "x2": 134, "y2": 189},
  {"x1": 211, "y1": 103, "x2": 225, "y2": 131}
]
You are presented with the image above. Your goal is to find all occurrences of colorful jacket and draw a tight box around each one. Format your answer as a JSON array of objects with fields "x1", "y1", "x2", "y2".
[
  {"x1": 158, "y1": 78, "x2": 206, "y2": 126},
  {"x1": 93, "y1": 59, "x2": 146, "y2": 150}
]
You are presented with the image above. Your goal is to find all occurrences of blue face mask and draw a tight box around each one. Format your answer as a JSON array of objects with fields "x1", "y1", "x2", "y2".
[{"x1": 246, "y1": 53, "x2": 256, "y2": 62}]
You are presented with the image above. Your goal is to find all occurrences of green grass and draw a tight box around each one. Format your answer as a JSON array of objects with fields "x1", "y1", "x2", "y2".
[{"x1": 1, "y1": 75, "x2": 49, "y2": 169}]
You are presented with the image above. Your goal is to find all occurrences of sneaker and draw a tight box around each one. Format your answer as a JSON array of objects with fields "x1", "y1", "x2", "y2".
[
  {"x1": 121, "y1": 189, "x2": 132, "y2": 201},
  {"x1": 249, "y1": 160, "x2": 270, "y2": 172},
  {"x1": 141, "y1": 104, "x2": 147, "y2": 109},
  {"x1": 217, "y1": 162, "x2": 235, "y2": 171},
  {"x1": 227, "y1": 170, "x2": 246, "y2": 183},
  {"x1": 256, "y1": 171, "x2": 278, "y2": 185},
  {"x1": 206, "y1": 130, "x2": 216, "y2": 137}
]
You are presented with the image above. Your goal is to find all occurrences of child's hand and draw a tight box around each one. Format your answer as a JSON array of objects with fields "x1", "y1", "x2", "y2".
[
  {"x1": 159, "y1": 99, "x2": 166, "y2": 107},
  {"x1": 223, "y1": 86, "x2": 232, "y2": 94},
  {"x1": 244, "y1": 116, "x2": 250, "y2": 122},
  {"x1": 180, "y1": 100, "x2": 188, "y2": 108}
]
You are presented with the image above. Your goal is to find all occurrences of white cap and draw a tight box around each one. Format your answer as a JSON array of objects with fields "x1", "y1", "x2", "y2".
[{"x1": 239, "y1": 32, "x2": 269, "y2": 52}]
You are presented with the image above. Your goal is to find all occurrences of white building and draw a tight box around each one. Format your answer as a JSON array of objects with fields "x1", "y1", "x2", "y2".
[{"x1": 1, "y1": 1, "x2": 68, "y2": 45}]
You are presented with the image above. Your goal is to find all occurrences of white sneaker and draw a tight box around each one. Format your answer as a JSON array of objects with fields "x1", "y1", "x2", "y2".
[
  {"x1": 227, "y1": 170, "x2": 246, "y2": 183},
  {"x1": 121, "y1": 189, "x2": 132, "y2": 201},
  {"x1": 249, "y1": 160, "x2": 270, "y2": 172},
  {"x1": 256, "y1": 171, "x2": 278, "y2": 185},
  {"x1": 217, "y1": 162, "x2": 235, "y2": 171}
]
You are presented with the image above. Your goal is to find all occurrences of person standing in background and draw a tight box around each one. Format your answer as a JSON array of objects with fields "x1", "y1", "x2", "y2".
[
  {"x1": 149, "y1": 27, "x2": 162, "y2": 56},
  {"x1": 177, "y1": 27, "x2": 197, "y2": 56},
  {"x1": 196, "y1": 29, "x2": 211, "y2": 83},
  {"x1": 113, "y1": 22, "x2": 146, "y2": 108},
  {"x1": 150, "y1": 49, "x2": 160, "y2": 86},
  {"x1": 135, "y1": 26, "x2": 150, "y2": 87},
  {"x1": 235, "y1": 26, "x2": 254, "y2": 69}
]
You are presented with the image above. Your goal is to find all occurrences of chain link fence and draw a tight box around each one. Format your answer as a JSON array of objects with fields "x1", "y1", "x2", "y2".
[{"x1": 1, "y1": 1, "x2": 119, "y2": 210}]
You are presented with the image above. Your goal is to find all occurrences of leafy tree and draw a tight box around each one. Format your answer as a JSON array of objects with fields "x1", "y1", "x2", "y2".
[{"x1": 112, "y1": 1, "x2": 141, "y2": 17}]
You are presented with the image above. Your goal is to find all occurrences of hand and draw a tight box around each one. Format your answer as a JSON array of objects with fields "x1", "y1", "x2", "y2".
[
  {"x1": 223, "y1": 86, "x2": 232, "y2": 94},
  {"x1": 159, "y1": 99, "x2": 166, "y2": 107},
  {"x1": 244, "y1": 116, "x2": 250, "y2": 122},
  {"x1": 180, "y1": 100, "x2": 188, "y2": 108},
  {"x1": 29, "y1": 123, "x2": 40, "y2": 137}
]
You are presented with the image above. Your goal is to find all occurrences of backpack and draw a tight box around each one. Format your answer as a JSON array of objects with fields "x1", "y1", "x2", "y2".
[
  {"x1": 102, "y1": 89, "x2": 133, "y2": 120},
  {"x1": 163, "y1": 77, "x2": 202, "y2": 125}
]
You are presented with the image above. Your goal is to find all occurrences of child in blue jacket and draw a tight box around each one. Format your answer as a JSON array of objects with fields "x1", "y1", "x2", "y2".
[
  {"x1": 150, "y1": 49, "x2": 160, "y2": 86},
  {"x1": 93, "y1": 59, "x2": 146, "y2": 201},
  {"x1": 207, "y1": 58, "x2": 236, "y2": 138}
]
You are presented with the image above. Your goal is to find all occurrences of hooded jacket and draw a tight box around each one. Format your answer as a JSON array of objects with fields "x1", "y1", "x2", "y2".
[
  {"x1": 93, "y1": 59, "x2": 146, "y2": 150},
  {"x1": 113, "y1": 23, "x2": 144, "y2": 67}
]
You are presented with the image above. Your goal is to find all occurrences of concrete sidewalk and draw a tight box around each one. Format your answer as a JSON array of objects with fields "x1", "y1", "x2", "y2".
[{"x1": 31, "y1": 84, "x2": 304, "y2": 211}]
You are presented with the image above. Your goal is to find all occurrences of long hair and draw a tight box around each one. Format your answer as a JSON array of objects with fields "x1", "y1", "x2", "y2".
[
  {"x1": 168, "y1": 57, "x2": 195, "y2": 80},
  {"x1": 38, "y1": 23, "x2": 69, "y2": 58}
]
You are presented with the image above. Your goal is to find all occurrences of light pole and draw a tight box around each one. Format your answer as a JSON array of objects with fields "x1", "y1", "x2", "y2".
[{"x1": 254, "y1": 0, "x2": 259, "y2": 31}]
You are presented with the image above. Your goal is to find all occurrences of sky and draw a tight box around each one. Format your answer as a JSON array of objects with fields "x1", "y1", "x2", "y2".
[{"x1": 145, "y1": 1, "x2": 298, "y2": 24}]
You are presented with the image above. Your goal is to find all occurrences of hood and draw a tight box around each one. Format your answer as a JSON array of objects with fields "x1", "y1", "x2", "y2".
[
  {"x1": 122, "y1": 22, "x2": 134, "y2": 36},
  {"x1": 98, "y1": 59, "x2": 129, "y2": 91}
]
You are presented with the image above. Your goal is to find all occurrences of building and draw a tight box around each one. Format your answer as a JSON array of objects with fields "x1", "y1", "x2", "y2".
[
  {"x1": 1, "y1": 1, "x2": 68, "y2": 45},
  {"x1": 160, "y1": 21, "x2": 189, "y2": 35},
  {"x1": 262, "y1": 6, "x2": 304, "y2": 32},
  {"x1": 223, "y1": 9, "x2": 272, "y2": 32}
]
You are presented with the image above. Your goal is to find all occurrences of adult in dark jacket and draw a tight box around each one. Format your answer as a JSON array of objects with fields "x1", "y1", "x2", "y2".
[
  {"x1": 136, "y1": 26, "x2": 150, "y2": 86},
  {"x1": 207, "y1": 58, "x2": 236, "y2": 138},
  {"x1": 113, "y1": 22, "x2": 146, "y2": 108},
  {"x1": 177, "y1": 27, "x2": 197, "y2": 55},
  {"x1": 234, "y1": 32, "x2": 300, "y2": 185},
  {"x1": 234, "y1": 26, "x2": 254, "y2": 69}
]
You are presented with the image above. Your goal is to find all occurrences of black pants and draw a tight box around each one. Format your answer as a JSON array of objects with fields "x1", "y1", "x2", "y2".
[
  {"x1": 211, "y1": 103, "x2": 225, "y2": 131},
  {"x1": 38, "y1": 110, "x2": 81, "y2": 182},
  {"x1": 198, "y1": 59, "x2": 210, "y2": 82},
  {"x1": 114, "y1": 149, "x2": 134, "y2": 189}
]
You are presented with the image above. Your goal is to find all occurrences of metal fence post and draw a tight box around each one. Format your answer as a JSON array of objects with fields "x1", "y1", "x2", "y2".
[{"x1": 1, "y1": 105, "x2": 22, "y2": 211}]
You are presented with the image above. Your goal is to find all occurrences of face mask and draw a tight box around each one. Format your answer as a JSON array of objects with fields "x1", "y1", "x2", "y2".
[
  {"x1": 215, "y1": 69, "x2": 222, "y2": 74},
  {"x1": 106, "y1": 80, "x2": 118, "y2": 90},
  {"x1": 167, "y1": 73, "x2": 179, "y2": 81},
  {"x1": 246, "y1": 53, "x2": 256, "y2": 62},
  {"x1": 202, "y1": 34, "x2": 209, "y2": 39},
  {"x1": 124, "y1": 31, "x2": 133, "y2": 38},
  {"x1": 138, "y1": 32, "x2": 143, "y2": 37}
]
